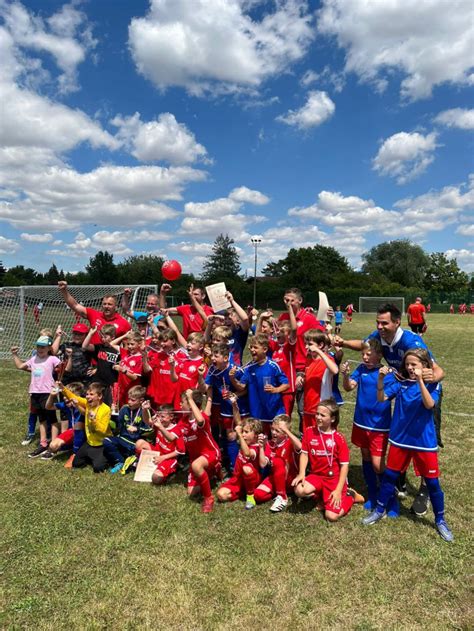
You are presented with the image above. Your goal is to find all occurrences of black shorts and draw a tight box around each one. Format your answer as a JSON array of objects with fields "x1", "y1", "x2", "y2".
[
  {"x1": 409, "y1": 323, "x2": 424, "y2": 334},
  {"x1": 30, "y1": 393, "x2": 57, "y2": 423}
]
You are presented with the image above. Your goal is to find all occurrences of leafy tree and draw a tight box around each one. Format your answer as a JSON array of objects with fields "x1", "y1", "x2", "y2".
[
  {"x1": 85, "y1": 251, "x2": 117, "y2": 284},
  {"x1": 3, "y1": 265, "x2": 39, "y2": 286},
  {"x1": 361, "y1": 240, "x2": 429, "y2": 288},
  {"x1": 202, "y1": 234, "x2": 241, "y2": 283},
  {"x1": 45, "y1": 263, "x2": 60, "y2": 285},
  {"x1": 423, "y1": 252, "x2": 469, "y2": 294},
  {"x1": 0, "y1": 261, "x2": 5, "y2": 286},
  {"x1": 117, "y1": 254, "x2": 164, "y2": 285}
]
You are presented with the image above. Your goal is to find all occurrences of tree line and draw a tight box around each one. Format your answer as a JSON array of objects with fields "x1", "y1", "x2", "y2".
[{"x1": 1, "y1": 236, "x2": 471, "y2": 306}]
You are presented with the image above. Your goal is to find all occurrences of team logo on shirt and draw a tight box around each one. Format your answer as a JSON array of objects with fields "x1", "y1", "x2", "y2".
[
  {"x1": 189, "y1": 366, "x2": 197, "y2": 373},
  {"x1": 297, "y1": 321, "x2": 303, "y2": 328}
]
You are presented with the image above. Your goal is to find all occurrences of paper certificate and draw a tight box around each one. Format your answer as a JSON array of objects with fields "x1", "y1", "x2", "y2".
[
  {"x1": 317, "y1": 291, "x2": 330, "y2": 322},
  {"x1": 133, "y1": 450, "x2": 158, "y2": 482},
  {"x1": 205, "y1": 282, "x2": 231, "y2": 313}
]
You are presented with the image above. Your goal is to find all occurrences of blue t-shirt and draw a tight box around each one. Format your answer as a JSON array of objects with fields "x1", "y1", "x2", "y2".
[
  {"x1": 116, "y1": 405, "x2": 152, "y2": 442},
  {"x1": 54, "y1": 401, "x2": 83, "y2": 429},
  {"x1": 228, "y1": 326, "x2": 249, "y2": 366},
  {"x1": 239, "y1": 359, "x2": 288, "y2": 422},
  {"x1": 367, "y1": 328, "x2": 432, "y2": 371},
  {"x1": 205, "y1": 364, "x2": 249, "y2": 417},
  {"x1": 335, "y1": 310, "x2": 343, "y2": 325},
  {"x1": 132, "y1": 310, "x2": 163, "y2": 325},
  {"x1": 384, "y1": 379, "x2": 440, "y2": 451},
  {"x1": 350, "y1": 364, "x2": 392, "y2": 432}
]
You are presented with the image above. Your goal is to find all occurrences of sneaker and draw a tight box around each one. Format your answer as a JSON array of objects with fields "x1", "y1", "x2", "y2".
[
  {"x1": 396, "y1": 473, "x2": 407, "y2": 498},
  {"x1": 348, "y1": 487, "x2": 365, "y2": 504},
  {"x1": 411, "y1": 487, "x2": 430, "y2": 517},
  {"x1": 21, "y1": 434, "x2": 35, "y2": 446},
  {"x1": 40, "y1": 450, "x2": 55, "y2": 460},
  {"x1": 361, "y1": 510, "x2": 386, "y2": 526},
  {"x1": 436, "y1": 520, "x2": 454, "y2": 542},
  {"x1": 202, "y1": 496, "x2": 215, "y2": 513},
  {"x1": 269, "y1": 495, "x2": 288, "y2": 513},
  {"x1": 64, "y1": 454, "x2": 75, "y2": 469},
  {"x1": 109, "y1": 462, "x2": 124, "y2": 474},
  {"x1": 245, "y1": 494, "x2": 256, "y2": 510},
  {"x1": 120, "y1": 455, "x2": 137, "y2": 475},
  {"x1": 28, "y1": 445, "x2": 48, "y2": 458}
]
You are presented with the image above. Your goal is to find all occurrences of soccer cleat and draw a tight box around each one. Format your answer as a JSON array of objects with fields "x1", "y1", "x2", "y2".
[
  {"x1": 40, "y1": 450, "x2": 55, "y2": 461},
  {"x1": 64, "y1": 455, "x2": 75, "y2": 469},
  {"x1": 411, "y1": 488, "x2": 430, "y2": 517},
  {"x1": 21, "y1": 434, "x2": 35, "y2": 446},
  {"x1": 28, "y1": 444, "x2": 48, "y2": 458},
  {"x1": 436, "y1": 520, "x2": 454, "y2": 542},
  {"x1": 269, "y1": 495, "x2": 288, "y2": 513},
  {"x1": 244, "y1": 495, "x2": 256, "y2": 510},
  {"x1": 120, "y1": 455, "x2": 137, "y2": 475},
  {"x1": 348, "y1": 487, "x2": 365, "y2": 504},
  {"x1": 201, "y1": 496, "x2": 215, "y2": 513},
  {"x1": 361, "y1": 510, "x2": 386, "y2": 526},
  {"x1": 109, "y1": 462, "x2": 124, "y2": 474}
]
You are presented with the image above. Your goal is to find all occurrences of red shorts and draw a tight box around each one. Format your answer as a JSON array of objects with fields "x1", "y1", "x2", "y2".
[
  {"x1": 351, "y1": 425, "x2": 389, "y2": 457},
  {"x1": 305, "y1": 473, "x2": 354, "y2": 515},
  {"x1": 219, "y1": 467, "x2": 261, "y2": 502},
  {"x1": 154, "y1": 458, "x2": 178, "y2": 478},
  {"x1": 386, "y1": 445, "x2": 439, "y2": 478},
  {"x1": 282, "y1": 392, "x2": 296, "y2": 416},
  {"x1": 57, "y1": 428, "x2": 74, "y2": 446},
  {"x1": 187, "y1": 452, "x2": 221, "y2": 488},
  {"x1": 258, "y1": 474, "x2": 294, "y2": 496}
]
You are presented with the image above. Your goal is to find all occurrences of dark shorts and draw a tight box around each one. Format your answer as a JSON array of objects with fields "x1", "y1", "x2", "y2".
[
  {"x1": 409, "y1": 323, "x2": 424, "y2": 334},
  {"x1": 30, "y1": 394, "x2": 57, "y2": 423}
]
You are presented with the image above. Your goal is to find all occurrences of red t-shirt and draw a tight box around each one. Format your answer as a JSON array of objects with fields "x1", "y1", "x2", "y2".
[
  {"x1": 174, "y1": 356, "x2": 207, "y2": 407},
  {"x1": 268, "y1": 339, "x2": 297, "y2": 392},
  {"x1": 304, "y1": 354, "x2": 335, "y2": 414},
  {"x1": 147, "y1": 349, "x2": 185, "y2": 406},
  {"x1": 176, "y1": 304, "x2": 214, "y2": 339},
  {"x1": 233, "y1": 443, "x2": 260, "y2": 476},
  {"x1": 301, "y1": 428, "x2": 350, "y2": 477},
  {"x1": 176, "y1": 412, "x2": 220, "y2": 463},
  {"x1": 264, "y1": 437, "x2": 298, "y2": 477},
  {"x1": 278, "y1": 308, "x2": 323, "y2": 370},
  {"x1": 86, "y1": 307, "x2": 131, "y2": 345},
  {"x1": 117, "y1": 349, "x2": 143, "y2": 403},
  {"x1": 407, "y1": 303, "x2": 426, "y2": 325},
  {"x1": 154, "y1": 422, "x2": 184, "y2": 455}
]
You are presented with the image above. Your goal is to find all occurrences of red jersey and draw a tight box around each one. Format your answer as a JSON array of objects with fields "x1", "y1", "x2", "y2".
[
  {"x1": 176, "y1": 356, "x2": 207, "y2": 395},
  {"x1": 176, "y1": 304, "x2": 214, "y2": 339},
  {"x1": 264, "y1": 437, "x2": 298, "y2": 477},
  {"x1": 407, "y1": 303, "x2": 426, "y2": 325},
  {"x1": 147, "y1": 349, "x2": 185, "y2": 406},
  {"x1": 154, "y1": 422, "x2": 184, "y2": 455},
  {"x1": 278, "y1": 308, "x2": 323, "y2": 370},
  {"x1": 117, "y1": 349, "x2": 143, "y2": 404},
  {"x1": 268, "y1": 339, "x2": 297, "y2": 392},
  {"x1": 301, "y1": 428, "x2": 350, "y2": 477},
  {"x1": 233, "y1": 443, "x2": 260, "y2": 476},
  {"x1": 176, "y1": 412, "x2": 220, "y2": 463},
  {"x1": 85, "y1": 307, "x2": 131, "y2": 345},
  {"x1": 304, "y1": 354, "x2": 335, "y2": 414}
]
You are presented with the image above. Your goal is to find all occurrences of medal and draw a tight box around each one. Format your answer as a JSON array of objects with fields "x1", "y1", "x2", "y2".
[
  {"x1": 318, "y1": 427, "x2": 335, "y2": 477},
  {"x1": 328, "y1": 470, "x2": 334, "y2": 477}
]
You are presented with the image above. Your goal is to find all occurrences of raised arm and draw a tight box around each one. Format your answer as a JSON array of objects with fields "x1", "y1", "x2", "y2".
[
  {"x1": 164, "y1": 313, "x2": 187, "y2": 348},
  {"x1": 51, "y1": 325, "x2": 63, "y2": 355},
  {"x1": 226, "y1": 291, "x2": 249, "y2": 331},
  {"x1": 377, "y1": 367, "x2": 390, "y2": 402},
  {"x1": 58, "y1": 281, "x2": 87, "y2": 318},
  {"x1": 185, "y1": 389, "x2": 204, "y2": 426},
  {"x1": 235, "y1": 424, "x2": 251, "y2": 458},
  {"x1": 333, "y1": 336, "x2": 365, "y2": 352},
  {"x1": 309, "y1": 346, "x2": 339, "y2": 376},
  {"x1": 188, "y1": 284, "x2": 208, "y2": 329},
  {"x1": 284, "y1": 297, "x2": 298, "y2": 343},
  {"x1": 10, "y1": 347, "x2": 29, "y2": 370},
  {"x1": 415, "y1": 369, "x2": 436, "y2": 409},
  {"x1": 341, "y1": 361, "x2": 357, "y2": 392},
  {"x1": 81, "y1": 326, "x2": 96, "y2": 352},
  {"x1": 121, "y1": 288, "x2": 134, "y2": 318},
  {"x1": 159, "y1": 283, "x2": 178, "y2": 314}
]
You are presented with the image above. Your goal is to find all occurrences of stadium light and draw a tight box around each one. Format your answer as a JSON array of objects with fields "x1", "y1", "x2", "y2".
[{"x1": 250, "y1": 236, "x2": 262, "y2": 308}]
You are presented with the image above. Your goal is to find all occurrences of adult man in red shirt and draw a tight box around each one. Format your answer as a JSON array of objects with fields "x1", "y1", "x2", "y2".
[
  {"x1": 406, "y1": 296, "x2": 426, "y2": 335},
  {"x1": 159, "y1": 283, "x2": 213, "y2": 339},
  {"x1": 58, "y1": 281, "x2": 131, "y2": 345}
]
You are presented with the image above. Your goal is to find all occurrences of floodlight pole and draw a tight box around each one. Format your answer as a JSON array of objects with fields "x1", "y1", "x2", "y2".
[{"x1": 250, "y1": 236, "x2": 262, "y2": 308}]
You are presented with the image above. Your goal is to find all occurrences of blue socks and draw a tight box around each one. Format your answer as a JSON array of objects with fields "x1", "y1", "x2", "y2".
[
  {"x1": 27, "y1": 413, "x2": 37, "y2": 436},
  {"x1": 227, "y1": 439, "x2": 239, "y2": 471},
  {"x1": 376, "y1": 468, "x2": 399, "y2": 514},
  {"x1": 424, "y1": 477, "x2": 445, "y2": 523},
  {"x1": 73, "y1": 429, "x2": 86, "y2": 454},
  {"x1": 362, "y1": 460, "x2": 378, "y2": 505}
]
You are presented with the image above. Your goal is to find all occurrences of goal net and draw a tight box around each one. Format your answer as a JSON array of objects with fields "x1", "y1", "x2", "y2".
[
  {"x1": 359, "y1": 297, "x2": 405, "y2": 315},
  {"x1": 0, "y1": 285, "x2": 159, "y2": 359}
]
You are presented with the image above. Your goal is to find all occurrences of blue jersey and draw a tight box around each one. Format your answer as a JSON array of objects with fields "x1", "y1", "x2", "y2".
[
  {"x1": 228, "y1": 326, "x2": 249, "y2": 366},
  {"x1": 116, "y1": 405, "x2": 152, "y2": 442},
  {"x1": 350, "y1": 364, "x2": 392, "y2": 432},
  {"x1": 239, "y1": 359, "x2": 288, "y2": 422},
  {"x1": 205, "y1": 364, "x2": 249, "y2": 417},
  {"x1": 384, "y1": 378, "x2": 440, "y2": 451},
  {"x1": 132, "y1": 310, "x2": 163, "y2": 326},
  {"x1": 367, "y1": 328, "x2": 432, "y2": 371},
  {"x1": 54, "y1": 401, "x2": 83, "y2": 429},
  {"x1": 335, "y1": 310, "x2": 343, "y2": 325}
]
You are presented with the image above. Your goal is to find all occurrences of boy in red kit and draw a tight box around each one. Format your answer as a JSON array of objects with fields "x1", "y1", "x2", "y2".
[
  {"x1": 142, "y1": 329, "x2": 187, "y2": 408},
  {"x1": 170, "y1": 332, "x2": 207, "y2": 405},
  {"x1": 293, "y1": 399, "x2": 362, "y2": 521},
  {"x1": 160, "y1": 283, "x2": 213, "y2": 338},
  {"x1": 176, "y1": 389, "x2": 221, "y2": 513},
  {"x1": 255, "y1": 414, "x2": 301, "y2": 513},
  {"x1": 268, "y1": 300, "x2": 297, "y2": 415},
  {"x1": 217, "y1": 418, "x2": 263, "y2": 510},
  {"x1": 112, "y1": 332, "x2": 144, "y2": 407},
  {"x1": 301, "y1": 330, "x2": 338, "y2": 431}
]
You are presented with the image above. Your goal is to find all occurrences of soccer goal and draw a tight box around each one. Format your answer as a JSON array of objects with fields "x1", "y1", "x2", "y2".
[
  {"x1": 0, "y1": 284, "x2": 159, "y2": 359},
  {"x1": 359, "y1": 297, "x2": 405, "y2": 315}
]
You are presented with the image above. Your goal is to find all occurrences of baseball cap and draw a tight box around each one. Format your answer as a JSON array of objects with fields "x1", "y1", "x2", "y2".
[
  {"x1": 36, "y1": 335, "x2": 52, "y2": 346},
  {"x1": 72, "y1": 323, "x2": 89, "y2": 334},
  {"x1": 136, "y1": 316, "x2": 148, "y2": 324}
]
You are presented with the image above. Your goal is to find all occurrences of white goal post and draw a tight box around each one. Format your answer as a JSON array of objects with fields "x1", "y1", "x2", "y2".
[
  {"x1": 0, "y1": 285, "x2": 160, "y2": 359},
  {"x1": 359, "y1": 296, "x2": 405, "y2": 315}
]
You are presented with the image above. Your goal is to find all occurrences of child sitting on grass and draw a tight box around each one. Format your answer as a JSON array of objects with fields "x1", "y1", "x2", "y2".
[
  {"x1": 58, "y1": 381, "x2": 112, "y2": 473},
  {"x1": 11, "y1": 336, "x2": 61, "y2": 458}
]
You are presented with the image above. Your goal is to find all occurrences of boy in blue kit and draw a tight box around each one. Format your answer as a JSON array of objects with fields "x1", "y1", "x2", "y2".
[
  {"x1": 231, "y1": 334, "x2": 289, "y2": 435},
  {"x1": 205, "y1": 343, "x2": 249, "y2": 472},
  {"x1": 341, "y1": 339, "x2": 394, "y2": 512},
  {"x1": 334, "y1": 306, "x2": 344, "y2": 335}
]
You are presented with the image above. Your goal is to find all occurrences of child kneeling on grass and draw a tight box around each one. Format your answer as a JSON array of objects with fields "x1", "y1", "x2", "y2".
[
  {"x1": 59, "y1": 381, "x2": 112, "y2": 473},
  {"x1": 43, "y1": 382, "x2": 86, "y2": 467},
  {"x1": 362, "y1": 349, "x2": 453, "y2": 542},
  {"x1": 293, "y1": 399, "x2": 363, "y2": 522}
]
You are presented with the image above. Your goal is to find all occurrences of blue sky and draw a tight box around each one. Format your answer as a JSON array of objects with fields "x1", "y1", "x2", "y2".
[{"x1": 0, "y1": 0, "x2": 473, "y2": 276}]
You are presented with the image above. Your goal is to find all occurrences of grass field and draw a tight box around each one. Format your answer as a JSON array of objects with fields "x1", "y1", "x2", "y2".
[{"x1": 1, "y1": 314, "x2": 473, "y2": 630}]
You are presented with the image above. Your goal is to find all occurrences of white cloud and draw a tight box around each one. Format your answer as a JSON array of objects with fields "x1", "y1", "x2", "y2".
[
  {"x1": 184, "y1": 197, "x2": 240, "y2": 218},
  {"x1": 111, "y1": 112, "x2": 209, "y2": 164},
  {"x1": 456, "y1": 223, "x2": 474, "y2": 236},
  {"x1": 91, "y1": 230, "x2": 171, "y2": 245},
  {"x1": 434, "y1": 108, "x2": 474, "y2": 130},
  {"x1": 300, "y1": 70, "x2": 318, "y2": 87},
  {"x1": 128, "y1": 0, "x2": 314, "y2": 95},
  {"x1": 445, "y1": 248, "x2": 474, "y2": 273},
  {"x1": 276, "y1": 90, "x2": 335, "y2": 129},
  {"x1": 373, "y1": 132, "x2": 439, "y2": 184},
  {"x1": 317, "y1": 0, "x2": 474, "y2": 101},
  {"x1": 20, "y1": 232, "x2": 53, "y2": 242},
  {"x1": 229, "y1": 186, "x2": 270, "y2": 205},
  {"x1": 0, "y1": 235, "x2": 18, "y2": 254}
]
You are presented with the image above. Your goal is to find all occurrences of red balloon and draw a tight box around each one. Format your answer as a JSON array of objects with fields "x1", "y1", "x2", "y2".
[{"x1": 161, "y1": 259, "x2": 182, "y2": 281}]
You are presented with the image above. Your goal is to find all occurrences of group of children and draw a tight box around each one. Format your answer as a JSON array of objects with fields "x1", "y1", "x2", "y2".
[{"x1": 11, "y1": 287, "x2": 452, "y2": 542}]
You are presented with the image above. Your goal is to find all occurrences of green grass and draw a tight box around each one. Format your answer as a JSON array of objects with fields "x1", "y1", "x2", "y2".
[{"x1": 1, "y1": 314, "x2": 473, "y2": 630}]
